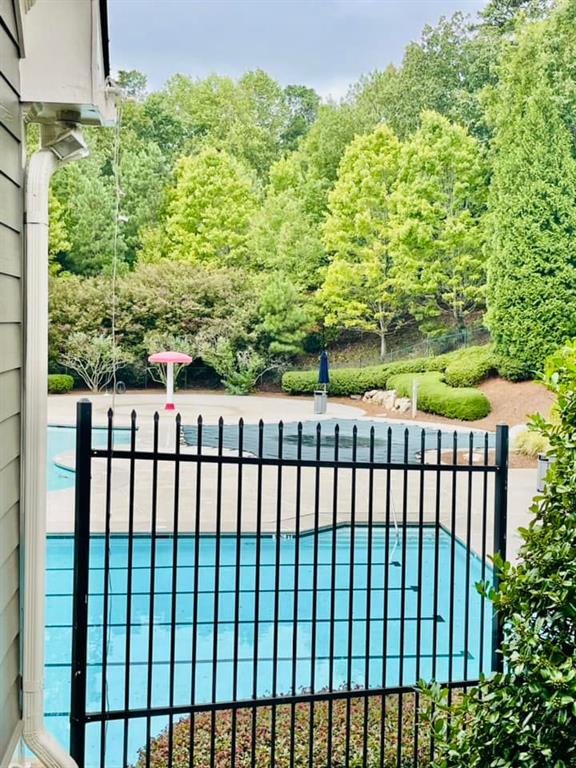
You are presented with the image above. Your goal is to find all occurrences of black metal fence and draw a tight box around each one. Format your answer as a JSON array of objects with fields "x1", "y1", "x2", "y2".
[{"x1": 69, "y1": 400, "x2": 508, "y2": 768}]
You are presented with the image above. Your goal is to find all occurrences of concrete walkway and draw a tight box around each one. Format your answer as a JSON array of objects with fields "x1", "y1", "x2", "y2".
[{"x1": 47, "y1": 392, "x2": 538, "y2": 561}]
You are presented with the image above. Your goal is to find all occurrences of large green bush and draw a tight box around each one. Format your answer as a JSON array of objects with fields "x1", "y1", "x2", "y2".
[
  {"x1": 444, "y1": 345, "x2": 496, "y2": 387},
  {"x1": 47, "y1": 374, "x2": 74, "y2": 394},
  {"x1": 427, "y1": 339, "x2": 576, "y2": 765},
  {"x1": 388, "y1": 372, "x2": 491, "y2": 420}
]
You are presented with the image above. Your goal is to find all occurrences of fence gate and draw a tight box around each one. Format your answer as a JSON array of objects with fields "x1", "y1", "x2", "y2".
[{"x1": 68, "y1": 400, "x2": 508, "y2": 768}]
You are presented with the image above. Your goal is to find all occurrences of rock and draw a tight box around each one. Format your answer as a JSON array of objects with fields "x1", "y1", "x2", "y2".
[
  {"x1": 395, "y1": 397, "x2": 411, "y2": 413},
  {"x1": 350, "y1": 394, "x2": 362, "y2": 400}
]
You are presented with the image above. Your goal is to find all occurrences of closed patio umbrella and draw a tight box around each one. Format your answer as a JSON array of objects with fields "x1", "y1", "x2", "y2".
[{"x1": 318, "y1": 350, "x2": 330, "y2": 389}]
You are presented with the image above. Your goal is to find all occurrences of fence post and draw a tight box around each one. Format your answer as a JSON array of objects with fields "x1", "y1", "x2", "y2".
[
  {"x1": 491, "y1": 423, "x2": 509, "y2": 673},
  {"x1": 70, "y1": 399, "x2": 92, "y2": 767}
]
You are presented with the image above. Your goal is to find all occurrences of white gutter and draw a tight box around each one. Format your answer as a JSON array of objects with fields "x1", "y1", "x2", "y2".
[{"x1": 22, "y1": 127, "x2": 86, "y2": 768}]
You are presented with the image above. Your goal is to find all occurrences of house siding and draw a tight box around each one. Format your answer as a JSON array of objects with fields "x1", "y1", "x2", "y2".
[{"x1": 0, "y1": 0, "x2": 22, "y2": 763}]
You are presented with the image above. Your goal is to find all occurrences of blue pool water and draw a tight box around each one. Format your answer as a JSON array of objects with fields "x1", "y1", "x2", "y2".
[
  {"x1": 47, "y1": 426, "x2": 130, "y2": 491},
  {"x1": 45, "y1": 528, "x2": 493, "y2": 767},
  {"x1": 182, "y1": 419, "x2": 494, "y2": 463}
]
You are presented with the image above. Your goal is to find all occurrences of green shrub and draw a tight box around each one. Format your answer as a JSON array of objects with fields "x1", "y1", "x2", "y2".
[
  {"x1": 135, "y1": 693, "x2": 431, "y2": 768},
  {"x1": 281, "y1": 346, "x2": 494, "y2": 398},
  {"x1": 495, "y1": 354, "x2": 532, "y2": 382},
  {"x1": 388, "y1": 372, "x2": 491, "y2": 420},
  {"x1": 48, "y1": 373, "x2": 74, "y2": 394},
  {"x1": 282, "y1": 364, "x2": 388, "y2": 396},
  {"x1": 444, "y1": 345, "x2": 496, "y2": 387}
]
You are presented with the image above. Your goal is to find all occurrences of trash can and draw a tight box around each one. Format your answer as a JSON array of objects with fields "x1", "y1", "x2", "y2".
[
  {"x1": 537, "y1": 452, "x2": 553, "y2": 492},
  {"x1": 314, "y1": 389, "x2": 327, "y2": 415}
]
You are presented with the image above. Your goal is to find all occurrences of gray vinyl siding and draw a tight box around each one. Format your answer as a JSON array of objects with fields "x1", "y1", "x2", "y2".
[{"x1": 0, "y1": 0, "x2": 22, "y2": 762}]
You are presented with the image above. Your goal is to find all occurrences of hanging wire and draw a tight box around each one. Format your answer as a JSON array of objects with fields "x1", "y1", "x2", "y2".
[{"x1": 110, "y1": 101, "x2": 123, "y2": 412}]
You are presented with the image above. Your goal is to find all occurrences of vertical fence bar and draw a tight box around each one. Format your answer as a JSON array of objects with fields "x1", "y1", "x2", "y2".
[
  {"x1": 326, "y1": 424, "x2": 339, "y2": 766},
  {"x1": 344, "y1": 426, "x2": 358, "y2": 768},
  {"x1": 362, "y1": 427, "x2": 375, "y2": 767},
  {"x1": 413, "y1": 429, "x2": 426, "y2": 765},
  {"x1": 209, "y1": 418, "x2": 224, "y2": 767},
  {"x1": 270, "y1": 422, "x2": 283, "y2": 767},
  {"x1": 99, "y1": 409, "x2": 114, "y2": 768},
  {"x1": 189, "y1": 416, "x2": 203, "y2": 768},
  {"x1": 70, "y1": 399, "x2": 93, "y2": 768},
  {"x1": 463, "y1": 432, "x2": 474, "y2": 685},
  {"x1": 122, "y1": 410, "x2": 137, "y2": 768},
  {"x1": 167, "y1": 414, "x2": 182, "y2": 768},
  {"x1": 308, "y1": 422, "x2": 322, "y2": 767},
  {"x1": 447, "y1": 431, "x2": 458, "y2": 707},
  {"x1": 379, "y1": 426, "x2": 392, "y2": 768},
  {"x1": 289, "y1": 423, "x2": 303, "y2": 768},
  {"x1": 230, "y1": 419, "x2": 244, "y2": 768},
  {"x1": 250, "y1": 421, "x2": 264, "y2": 768},
  {"x1": 145, "y1": 413, "x2": 160, "y2": 768},
  {"x1": 492, "y1": 424, "x2": 509, "y2": 673},
  {"x1": 396, "y1": 429, "x2": 409, "y2": 767},
  {"x1": 479, "y1": 432, "x2": 489, "y2": 676}
]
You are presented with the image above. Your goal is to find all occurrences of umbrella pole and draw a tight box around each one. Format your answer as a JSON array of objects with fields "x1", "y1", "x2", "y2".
[{"x1": 166, "y1": 362, "x2": 175, "y2": 410}]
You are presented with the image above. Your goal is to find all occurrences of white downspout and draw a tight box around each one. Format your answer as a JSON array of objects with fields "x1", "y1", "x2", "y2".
[{"x1": 22, "y1": 129, "x2": 85, "y2": 768}]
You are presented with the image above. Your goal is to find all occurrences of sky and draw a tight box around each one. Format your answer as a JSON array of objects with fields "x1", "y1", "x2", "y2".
[{"x1": 108, "y1": 0, "x2": 488, "y2": 100}]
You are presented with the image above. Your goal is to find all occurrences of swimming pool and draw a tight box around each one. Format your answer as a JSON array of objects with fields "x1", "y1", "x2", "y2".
[
  {"x1": 182, "y1": 419, "x2": 494, "y2": 463},
  {"x1": 47, "y1": 426, "x2": 131, "y2": 492},
  {"x1": 45, "y1": 527, "x2": 493, "y2": 767}
]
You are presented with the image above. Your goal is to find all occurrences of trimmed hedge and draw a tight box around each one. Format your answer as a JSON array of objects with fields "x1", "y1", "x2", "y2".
[
  {"x1": 444, "y1": 345, "x2": 497, "y2": 387},
  {"x1": 282, "y1": 346, "x2": 498, "y2": 397},
  {"x1": 282, "y1": 354, "x2": 449, "y2": 396},
  {"x1": 388, "y1": 372, "x2": 491, "y2": 420},
  {"x1": 48, "y1": 373, "x2": 74, "y2": 394}
]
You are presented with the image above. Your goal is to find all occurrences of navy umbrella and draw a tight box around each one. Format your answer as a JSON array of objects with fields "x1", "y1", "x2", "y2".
[{"x1": 318, "y1": 350, "x2": 330, "y2": 388}]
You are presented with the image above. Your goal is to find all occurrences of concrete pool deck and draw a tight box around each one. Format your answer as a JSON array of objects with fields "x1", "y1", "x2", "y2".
[{"x1": 47, "y1": 392, "x2": 538, "y2": 561}]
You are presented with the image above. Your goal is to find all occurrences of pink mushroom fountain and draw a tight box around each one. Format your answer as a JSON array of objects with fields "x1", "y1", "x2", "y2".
[{"x1": 148, "y1": 350, "x2": 193, "y2": 410}]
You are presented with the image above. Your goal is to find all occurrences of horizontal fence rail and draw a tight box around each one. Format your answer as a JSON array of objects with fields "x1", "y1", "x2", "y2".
[{"x1": 69, "y1": 401, "x2": 508, "y2": 768}]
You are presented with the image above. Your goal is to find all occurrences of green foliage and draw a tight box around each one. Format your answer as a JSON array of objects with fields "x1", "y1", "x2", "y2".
[
  {"x1": 59, "y1": 332, "x2": 132, "y2": 392},
  {"x1": 321, "y1": 125, "x2": 401, "y2": 357},
  {"x1": 444, "y1": 345, "x2": 496, "y2": 387},
  {"x1": 348, "y1": 13, "x2": 496, "y2": 140},
  {"x1": 200, "y1": 339, "x2": 269, "y2": 395},
  {"x1": 425, "y1": 338, "x2": 576, "y2": 765},
  {"x1": 388, "y1": 371, "x2": 491, "y2": 420},
  {"x1": 389, "y1": 111, "x2": 488, "y2": 334},
  {"x1": 256, "y1": 275, "x2": 310, "y2": 356},
  {"x1": 47, "y1": 374, "x2": 74, "y2": 394},
  {"x1": 160, "y1": 148, "x2": 258, "y2": 265},
  {"x1": 136, "y1": 695, "x2": 428, "y2": 768},
  {"x1": 486, "y1": 10, "x2": 576, "y2": 377},
  {"x1": 495, "y1": 354, "x2": 533, "y2": 382},
  {"x1": 282, "y1": 353, "x2": 454, "y2": 397},
  {"x1": 49, "y1": 263, "x2": 258, "y2": 382}
]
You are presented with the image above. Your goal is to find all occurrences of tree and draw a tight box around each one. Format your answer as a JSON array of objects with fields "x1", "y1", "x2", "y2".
[
  {"x1": 348, "y1": 14, "x2": 495, "y2": 140},
  {"x1": 281, "y1": 84, "x2": 320, "y2": 151},
  {"x1": 200, "y1": 339, "x2": 270, "y2": 395},
  {"x1": 321, "y1": 125, "x2": 402, "y2": 357},
  {"x1": 480, "y1": 0, "x2": 556, "y2": 29},
  {"x1": 162, "y1": 148, "x2": 258, "y2": 266},
  {"x1": 117, "y1": 69, "x2": 148, "y2": 100},
  {"x1": 51, "y1": 158, "x2": 123, "y2": 275},
  {"x1": 486, "y1": 12, "x2": 576, "y2": 375},
  {"x1": 389, "y1": 111, "x2": 487, "y2": 334},
  {"x1": 48, "y1": 191, "x2": 70, "y2": 275},
  {"x1": 256, "y1": 275, "x2": 310, "y2": 356},
  {"x1": 247, "y1": 190, "x2": 325, "y2": 290},
  {"x1": 60, "y1": 332, "x2": 131, "y2": 392}
]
